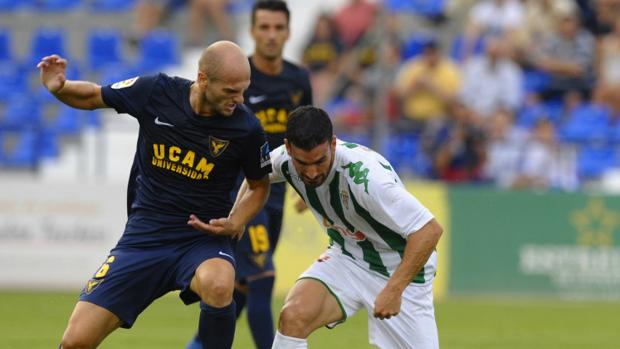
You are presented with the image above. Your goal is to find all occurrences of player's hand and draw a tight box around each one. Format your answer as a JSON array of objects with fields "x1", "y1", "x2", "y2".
[
  {"x1": 37, "y1": 54, "x2": 67, "y2": 94},
  {"x1": 188, "y1": 214, "x2": 245, "y2": 239},
  {"x1": 373, "y1": 287, "x2": 402, "y2": 320},
  {"x1": 294, "y1": 197, "x2": 308, "y2": 213}
]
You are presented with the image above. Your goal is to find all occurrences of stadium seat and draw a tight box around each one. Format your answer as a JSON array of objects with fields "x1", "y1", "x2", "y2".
[
  {"x1": 0, "y1": 28, "x2": 12, "y2": 62},
  {"x1": 3, "y1": 130, "x2": 39, "y2": 168},
  {"x1": 516, "y1": 100, "x2": 563, "y2": 129},
  {"x1": 48, "y1": 105, "x2": 81, "y2": 136},
  {"x1": 577, "y1": 145, "x2": 618, "y2": 179},
  {"x1": 99, "y1": 64, "x2": 139, "y2": 86},
  {"x1": 137, "y1": 29, "x2": 180, "y2": 72},
  {"x1": 401, "y1": 33, "x2": 434, "y2": 60},
  {"x1": 0, "y1": 64, "x2": 28, "y2": 102},
  {"x1": 37, "y1": 0, "x2": 82, "y2": 11},
  {"x1": 523, "y1": 69, "x2": 551, "y2": 94},
  {"x1": 39, "y1": 130, "x2": 60, "y2": 159},
  {"x1": 1, "y1": 96, "x2": 43, "y2": 131},
  {"x1": 0, "y1": 0, "x2": 33, "y2": 11},
  {"x1": 558, "y1": 103, "x2": 611, "y2": 144},
  {"x1": 87, "y1": 28, "x2": 124, "y2": 72},
  {"x1": 91, "y1": 0, "x2": 136, "y2": 11},
  {"x1": 450, "y1": 34, "x2": 485, "y2": 63},
  {"x1": 383, "y1": 133, "x2": 420, "y2": 174},
  {"x1": 29, "y1": 27, "x2": 69, "y2": 66}
]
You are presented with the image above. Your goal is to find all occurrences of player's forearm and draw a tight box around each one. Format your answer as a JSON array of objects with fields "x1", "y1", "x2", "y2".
[
  {"x1": 385, "y1": 219, "x2": 442, "y2": 293},
  {"x1": 228, "y1": 177, "x2": 270, "y2": 228},
  {"x1": 53, "y1": 80, "x2": 107, "y2": 110}
]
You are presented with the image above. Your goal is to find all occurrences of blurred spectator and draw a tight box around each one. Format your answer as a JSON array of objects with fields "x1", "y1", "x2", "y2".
[
  {"x1": 484, "y1": 109, "x2": 526, "y2": 187},
  {"x1": 463, "y1": 0, "x2": 524, "y2": 60},
  {"x1": 578, "y1": 0, "x2": 620, "y2": 37},
  {"x1": 514, "y1": 0, "x2": 576, "y2": 65},
  {"x1": 533, "y1": 11, "x2": 596, "y2": 101},
  {"x1": 425, "y1": 103, "x2": 486, "y2": 182},
  {"x1": 333, "y1": 0, "x2": 377, "y2": 50},
  {"x1": 325, "y1": 82, "x2": 369, "y2": 135},
  {"x1": 302, "y1": 13, "x2": 343, "y2": 107},
  {"x1": 511, "y1": 119, "x2": 578, "y2": 191},
  {"x1": 131, "y1": 0, "x2": 233, "y2": 47},
  {"x1": 593, "y1": 17, "x2": 620, "y2": 116},
  {"x1": 460, "y1": 36, "x2": 523, "y2": 120},
  {"x1": 394, "y1": 39, "x2": 461, "y2": 134}
]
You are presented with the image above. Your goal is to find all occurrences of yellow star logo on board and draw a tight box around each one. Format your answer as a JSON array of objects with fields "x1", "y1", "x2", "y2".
[{"x1": 570, "y1": 198, "x2": 619, "y2": 246}]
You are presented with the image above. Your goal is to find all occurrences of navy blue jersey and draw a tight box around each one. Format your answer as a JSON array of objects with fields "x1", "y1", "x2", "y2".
[
  {"x1": 102, "y1": 74, "x2": 271, "y2": 245},
  {"x1": 243, "y1": 58, "x2": 312, "y2": 210}
]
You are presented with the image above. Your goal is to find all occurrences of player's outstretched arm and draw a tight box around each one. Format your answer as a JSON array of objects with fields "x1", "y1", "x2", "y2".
[
  {"x1": 373, "y1": 218, "x2": 443, "y2": 320},
  {"x1": 37, "y1": 54, "x2": 108, "y2": 110},
  {"x1": 188, "y1": 175, "x2": 270, "y2": 239}
]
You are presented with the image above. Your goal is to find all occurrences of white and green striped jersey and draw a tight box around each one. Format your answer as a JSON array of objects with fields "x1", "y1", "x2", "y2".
[{"x1": 269, "y1": 140, "x2": 436, "y2": 283}]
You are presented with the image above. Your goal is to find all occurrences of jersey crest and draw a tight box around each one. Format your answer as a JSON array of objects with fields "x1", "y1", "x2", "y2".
[{"x1": 209, "y1": 136, "x2": 230, "y2": 158}]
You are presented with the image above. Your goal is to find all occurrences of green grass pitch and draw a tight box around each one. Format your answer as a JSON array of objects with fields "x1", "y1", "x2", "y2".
[{"x1": 1, "y1": 291, "x2": 619, "y2": 348}]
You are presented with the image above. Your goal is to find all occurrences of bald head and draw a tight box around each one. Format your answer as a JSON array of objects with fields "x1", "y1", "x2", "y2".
[{"x1": 198, "y1": 41, "x2": 250, "y2": 82}]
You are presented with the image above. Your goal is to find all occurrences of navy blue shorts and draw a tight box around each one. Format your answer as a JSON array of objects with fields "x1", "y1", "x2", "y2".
[
  {"x1": 79, "y1": 235, "x2": 235, "y2": 328},
  {"x1": 234, "y1": 207, "x2": 282, "y2": 281}
]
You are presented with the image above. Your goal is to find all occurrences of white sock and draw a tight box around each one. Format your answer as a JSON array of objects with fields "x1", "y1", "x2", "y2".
[{"x1": 271, "y1": 330, "x2": 308, "y2": 349}]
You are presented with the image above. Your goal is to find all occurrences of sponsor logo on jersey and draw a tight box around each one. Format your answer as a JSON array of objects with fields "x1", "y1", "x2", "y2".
[
  {"x1": 323, "y1": 217, "x2": 367, "y2": 241},
  {"x1": 152, "y1": 144, "x2": 215, "y2": 180},
  {"x1": 209, "y1": 136, "x2": 229, "y2": 158},
  {"x1": 111, "y1": 76, "x2": 139, "y2": 89},
  {"x1": 154, "y1": 116, "x2": 174, "y2": 127},
  {"x1": 342, "y1": 161, "x2": 370, "y2": 194},
  {"x1": 248, "y1": 95, "x2": 267, "y2": 104},
  {"x1": 260, "y1": 142, "x2": 271, "y2": 168}
]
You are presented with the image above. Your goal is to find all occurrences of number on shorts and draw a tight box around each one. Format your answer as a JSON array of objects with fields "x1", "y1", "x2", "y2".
[
  {"x1": 94, "y1": 256, "x2": 116, "y2": 279},
  {"x1": 248, "y1": 224, "x2": 269, "y2": 253}
]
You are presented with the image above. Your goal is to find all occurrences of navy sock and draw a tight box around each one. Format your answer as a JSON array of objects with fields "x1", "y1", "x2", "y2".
[
  {"x1": 233, "y1": 287, "x2": 247, "y2": 319},
  {"x1": 246, "y1": 277, "x2": 275, "y2": 349},
  {"x1": 199, "y1": 301, "x2": 236, "y2": 349}
]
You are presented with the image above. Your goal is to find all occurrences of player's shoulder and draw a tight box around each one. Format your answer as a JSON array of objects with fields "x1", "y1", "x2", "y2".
[
  {"x1": 336, "y1": 140, "x2": 396, "y2": 190},
  {"x1": 282, "y1": 59, "x2": 311, "y2": 80}
]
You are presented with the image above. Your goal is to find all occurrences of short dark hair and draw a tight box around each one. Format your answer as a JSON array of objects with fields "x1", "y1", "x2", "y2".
[
  {"x1": 251, "y1": 0, "x2": 290, "y2": 26},
  {"x1": 286, "y1": 106, "x2": 333, "y2": 151}
]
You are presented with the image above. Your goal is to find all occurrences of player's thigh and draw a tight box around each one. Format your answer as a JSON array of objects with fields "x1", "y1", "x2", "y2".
[
  {"x1": 62, "y1": 301, "x2": 122, "y2": 348},
  {"x1": 279, "y1": 278, "x2": 344, "y2": 334},
  {"x1": 367, "y1": 282, "x2": 438, "y2": 349}
]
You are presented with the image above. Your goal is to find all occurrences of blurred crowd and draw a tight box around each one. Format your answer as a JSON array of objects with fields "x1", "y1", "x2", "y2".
[{"x1": 298, "y1": 0, "x2": 620, "y2": 191}]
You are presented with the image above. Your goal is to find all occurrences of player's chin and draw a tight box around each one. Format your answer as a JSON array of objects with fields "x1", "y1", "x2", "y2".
[{"x1": 220, "y1": 104, "x2": 237, "y2": 116}]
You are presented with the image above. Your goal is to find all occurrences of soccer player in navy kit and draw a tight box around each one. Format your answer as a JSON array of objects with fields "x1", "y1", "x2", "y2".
[
  {"x1": 186, "y1": 1, "x2": 312, "y2": 348},
  {"x1": 37, "y1": 41, "x2": 271, "y2": 349}
]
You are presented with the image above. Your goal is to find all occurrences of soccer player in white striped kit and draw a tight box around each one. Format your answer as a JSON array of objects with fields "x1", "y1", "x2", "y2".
[{"x1": 192, "y1": 106, "x2": 442, "y2": 348}]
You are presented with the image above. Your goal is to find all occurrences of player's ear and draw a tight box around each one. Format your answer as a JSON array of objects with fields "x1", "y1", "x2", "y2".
[{"x1": 197, "y1": 71, "x2": 208, "y2": 88}]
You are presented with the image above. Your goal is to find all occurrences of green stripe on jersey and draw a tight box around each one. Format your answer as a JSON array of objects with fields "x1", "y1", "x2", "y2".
[
  {"x1": 329, "y1": 174, "x2": 389, "y2": 277},
  {"x1": 306, "y1": 185, "x2": 333, "y2": 225},
  {"x1": 281, "y1": 160, "x2": 304, "y2": 198},
  {"x1": 348, "y1": 184, "x2": 425, "y2": 283},
  {"x1": 327, "y1": 228, "x2": 353, "y2": 258}
]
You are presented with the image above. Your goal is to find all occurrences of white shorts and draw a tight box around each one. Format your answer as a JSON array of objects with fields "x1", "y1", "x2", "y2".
[{"x1": 299, "y1": 249, "x2": 439, "y2": 349}]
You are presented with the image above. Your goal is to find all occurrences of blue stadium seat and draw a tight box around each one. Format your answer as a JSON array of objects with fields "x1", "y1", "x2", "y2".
[
  {"x1": 35, "y1": 64, "x2": 82, "y2": 104},
  {"x1": 450, "y1": 34, "x2": 485, "y2": 63},
  {"x1": 1, "y1": 96, "x2": 43, "y2": 130},
  {"x1": 0, "y1": 28, "x2": 12, "y2": 62},
  {"x1": 48, "y1": 105, "x2": 81, "y2": 135},
  {"x1": 137, "y1": 30, "x2": 180, "y2": 72},
  {"x1": 87, "y1": 28, "x2": 124, "y2": 72},
  {"x1": 91, "y1": 0, "x2": 136, "y2": 11},
  {"x1": 523, "y1": 69, "x2": 551, "y2": 94},
  {"x1": 401, "y1": 33, "x2": 434, "y2": 61},
  {"x1": 0, "y1": 63, "x2": 28, "y2": 102},
  {"x1": 29, "y1": 27, "x2": 69, "y2": 66},
  {"x1": 0, "y1": 0, "x2": 33, "y2": 11},
  {"x1": 516, "y1": 100, "x2": 563, "y2": 129},
  {"x1": 37, "y1": 0, "x2": 82, "y2": 11},
  {"x1": 577, "y1": 145, "x2": 618, "y2": 179},
  {"x1": 558, "y1": 103, "x2": 611, "y2": 144},
  {"x1": 39, "y1": 130, "x2": 60, "y2": 159},
  {"x1": 99, "y1": 64, "x2": 139, "y2": 86},
  {"x1": 3, "y1": 130, "x2": 39, "y2": 168},
  {"x1": 383, "y1": 133, "x2": 420, "y2": 174}
]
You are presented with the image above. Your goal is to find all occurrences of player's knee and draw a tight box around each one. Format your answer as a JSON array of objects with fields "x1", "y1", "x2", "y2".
[
  {"x1": 278, "y1": 302, "x2": 314, "y2": 338},
  {"x1": 60, "y1": 331, "x2": 96, "y2": 349},
  {"x1": 201, "y1": 277, "x2": 234, "y2": 307}
]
